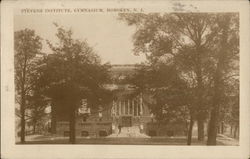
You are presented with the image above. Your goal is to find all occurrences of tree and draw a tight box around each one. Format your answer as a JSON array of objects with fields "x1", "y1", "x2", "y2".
[
  {"x1": 207, "y1": 14, "x2": 239, "y2": 145},
  {"x1": 119, "y1": 13, "x2": 215, "y2": 141},
  {"x1": 26, "y1": 86, "x2": 48, "y2": 134},
  {"x1": 40, "y1": 24, "x2": 111, "y2": 143},
  {"x1": 119, "y1": 13, "x2": 239, "y2": 144},
  {"x1": 130, "y1": 62, "x2": 191, "y2": 141},
  {"x1": 15, "y1": 29, "x2": 42, "y2": 143}
]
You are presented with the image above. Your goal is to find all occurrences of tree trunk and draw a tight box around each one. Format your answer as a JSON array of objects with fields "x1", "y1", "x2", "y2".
[
  {"x1": 20, "y1": 55, "x2": 28, "y2": 143},
  {"x1": 51, "y1": 100, "x2": 57, "y2": 134},
  {"x1": 20, "y1": 99, "x2": 26, "y2": 143},
  {"x1": 230, "y1": 125, "x2": 233, "y2": 135},
  {"x1": 33, "y1": 123, "x2": 36, "y2": 134},
  {"x1": 207, "y1": 63, "x2": 222, "y2": 145},
  {"x1": 207, "y1": 16, "x2": 230, "y2": 145},
  {"x1": 20, "y1": 65, "x2": 27, "y2": 143},
  {"x1": 207, "y1": 107, "x2": 219, "y2": 145},
  {"x1": 197, "y1": 118, "x2": 204, "y2": 141},
  {"x1": 69, "y1": 109, "x2": 76, "y2": 144},
  {"x1": 217, "y1": 125, "x2": 220, "y2": 134},
  {"x1": 234, "y1": 124, "x2": 238, "y2": 138},
  {"x1": 195, "y1": 41, "x2": 205, "y2": 141},
  {"x1": 187, "y1": 116, "x2": 194, "y2": 145},
  {"x1": 221, "y1": 122, "x2": 224, "y2": 134}
]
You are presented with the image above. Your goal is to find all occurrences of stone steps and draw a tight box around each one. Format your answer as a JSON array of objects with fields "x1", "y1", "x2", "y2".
[{"x1": 107, "y1": 126, "x2": 150, "y2": 138}]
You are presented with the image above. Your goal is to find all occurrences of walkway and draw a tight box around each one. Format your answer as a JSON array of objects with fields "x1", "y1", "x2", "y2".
[{"x1": 107, "y1": 126, "x2": 150, "y2": 138}]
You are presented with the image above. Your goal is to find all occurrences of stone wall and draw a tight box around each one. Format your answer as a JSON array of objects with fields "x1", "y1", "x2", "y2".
[
  {"x1": 56, "y1": 120, "x2": 112, "y2": 137},
  {"x1": 145, "y1": 122, "x2": 187, "y2": 137}
]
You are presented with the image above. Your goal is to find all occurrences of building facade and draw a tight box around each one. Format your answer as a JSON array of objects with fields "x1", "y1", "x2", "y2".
[{"x1": 54, "y1": 65, "x2": 186, "y2": 137}]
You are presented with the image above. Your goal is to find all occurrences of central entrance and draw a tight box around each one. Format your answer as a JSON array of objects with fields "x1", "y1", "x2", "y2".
[{"x1": 121, "y1": 116, "x2": 132, "y2": 127}]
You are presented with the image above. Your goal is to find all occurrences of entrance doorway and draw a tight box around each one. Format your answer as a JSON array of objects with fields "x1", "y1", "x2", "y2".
[{"x1": 121, "y1": 116, "x2": 132, "y2": 127}]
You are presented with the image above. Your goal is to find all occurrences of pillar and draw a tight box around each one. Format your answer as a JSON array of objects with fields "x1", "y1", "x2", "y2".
[
  {"x1": 128, "y1": 99, "x2": 131, "y2": 115},
  {"x1": 119, "y1": 100, "x2": 122, "y2": 115},
  {"x1": 132, "y1": 99, "x2": 134, "y2": 116},
  {"x1": 136, "y1": 100, "x2": 138, "y2": 116},
  {"x1": 140, "y1": 93, "x2": 143, "y2": 115},
  {"x1": 113, "y1": 100, "x2": 117, "y2": 116}
]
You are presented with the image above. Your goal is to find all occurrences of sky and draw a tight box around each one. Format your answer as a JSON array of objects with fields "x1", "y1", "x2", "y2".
[{"x1": 14, "y1": 14, "x2": 146, "y2": 64}]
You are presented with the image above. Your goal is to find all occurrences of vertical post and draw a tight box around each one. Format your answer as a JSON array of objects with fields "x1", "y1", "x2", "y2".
[
  {"x1": 126, "y1": 100, "x2": 127, "y2": 115},
  {"x1": 115, "y1": 101, "x2": 117, "y2": 116},
  {"x1": 115, "y1": 101, "x2": 118, "y2": 116},
  {"x1": 132, "y1": 99, "x2": 134, "y2": 116},
  {"x1": 136, "y1": 100, "x2": 138, "y2": 116},
  {"x1": 121, "y1": 100, "x2": 123, "y2": 115},
  {"x1": 140, "y1": 93, "x2": 143, "y2": 115},
  {"x1": 124, "y1": 100, "x2": 126, "y2": 115},
  {"x1": 119, "y1": 100, "x2": 122, "y2": 115},
  {"x1": 128, "y1": 99, "x2": 130, "y2": 115},
  {"x1": 113, "y1": 100, "x2": 116, "y2": 117},
  {"x1": 112, "y1": 100, "x2": 114, "y2": 117},
  {"x1": 51, "y1": 100, "x2": 57, "y2": 134}
]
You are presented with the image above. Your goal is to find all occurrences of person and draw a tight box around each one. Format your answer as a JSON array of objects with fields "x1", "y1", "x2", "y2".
[{"x1": 118, "y1": 124, "x2": 122, "y2": 134}]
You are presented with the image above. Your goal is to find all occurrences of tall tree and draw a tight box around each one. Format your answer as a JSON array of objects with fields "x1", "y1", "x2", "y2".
[
  {"x1": 130, "y1": 62, "x2": 191, "y2": 142},
  {"x1": 15, "y1": 29, "x2": 42, "y2": 143},
  {"x1": 40, "y1": 24, "x2": 111, "y2": 143},
  {"x1": 119, "y1": 13, "x2": 215, "y2": 141},
  {"x1": 119, "y1": 13, "x2": 239, "y2": 143},
  {"x1": 207, "y1": 14, "x2": 239, "y2": 145}
]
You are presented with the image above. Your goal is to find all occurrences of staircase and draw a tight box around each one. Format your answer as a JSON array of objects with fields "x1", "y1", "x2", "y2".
[{"x1": 107, "y1": 126, "x2": 150, "y2": 138}]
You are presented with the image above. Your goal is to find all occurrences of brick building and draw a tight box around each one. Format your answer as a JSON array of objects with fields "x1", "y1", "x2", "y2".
[{"x1": 53, "y1": 64, "x2": 186, "y2": 137}]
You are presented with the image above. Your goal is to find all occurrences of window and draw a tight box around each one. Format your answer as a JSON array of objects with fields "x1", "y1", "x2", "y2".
[
  {"x1": 64, "y1": 131, "x2": 70, "y2": 137},
  {"x1": 167, "y1": 131, "x2": 174, "y2": 137},
  {"x1": 99, "y1": 130, "x2": 107, "y2": 137},
  {"x1": 148, "y1": 130, "x2": 157, "y2": 137},
  {"x1": 82, "y1": 116, "x2": 87, "y2": 122},
  {"x1": 81, "y1": 131, "x2": 89, "y2": 137}
]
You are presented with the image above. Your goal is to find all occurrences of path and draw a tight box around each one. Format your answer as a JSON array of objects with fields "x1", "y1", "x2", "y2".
[{"x1": 107, "y1": 126, "x2": 150, "y2": 138}]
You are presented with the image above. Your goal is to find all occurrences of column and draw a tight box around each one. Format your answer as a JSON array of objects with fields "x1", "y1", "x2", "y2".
[
  {"x1": 119, "y1": 100, "x2": 122, "y2": 115},
  {"x1": 116, "y1": 102, "x2": 118, "y2": 116},
  {"x1": 132, "y1": 99, "x2": 134, "y2": 116},
  {"x1": 136, "y1": 100, "x2": 138, "y2": 116},
  {"x1": 125, "y1": 100, "x2": 127, "y2": 115},
  {"x1": 112, "y1": 100, "x2": 114, "y2": 117},
  {"x1": 128, "y1": 99, "x2": 130, "y2": 115},
  {"x1": 140, "y1": 93, "x2": 143, "y2": 115},
  {"x1": 114, "y1": 101, "x2": 117, "y2": 116},
  {"x1": 124, "y1": 100, "x2": 128, "y2": 115},
  {"x1": 122, "y1": 100, "x2": 125, "y2": 115},
  {"x1": 121, "y1": 100, "x2": 123, "y2": 115}
]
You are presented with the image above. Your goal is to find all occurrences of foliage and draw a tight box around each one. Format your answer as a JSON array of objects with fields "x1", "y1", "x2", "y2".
[
  {"x1": 131, "y1": 63, "x2": 190, "y2": 123},
  {"x1": 119, "y1": 13, "x2": 239, "y2": 144},
  {"x1": 38, "y1": 24, "x2": 112, "y2": 111},
  {"x1": 15, "y1": 28, "x2": 43, "y2": 142},
  {"x1": 15, "y1": 29, "x2": 43, "y2": 97}
]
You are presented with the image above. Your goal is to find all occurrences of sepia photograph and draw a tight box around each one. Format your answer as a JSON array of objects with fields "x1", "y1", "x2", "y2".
[
  {"x1": 14, "y1": 11, "x2": 239, "y2": 146},
  {"x1": 1, "y1": 0, "x2": 250, "y2": 159}
]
